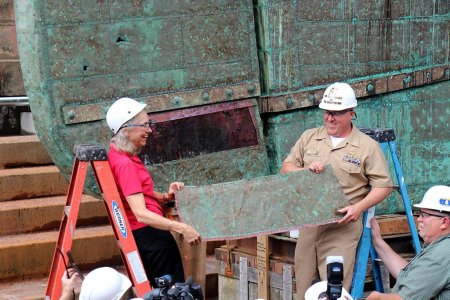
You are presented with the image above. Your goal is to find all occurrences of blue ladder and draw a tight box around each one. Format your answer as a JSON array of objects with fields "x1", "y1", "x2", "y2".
[{"x1": 350, "y1": 129, "x2": 422, "y2": 299}]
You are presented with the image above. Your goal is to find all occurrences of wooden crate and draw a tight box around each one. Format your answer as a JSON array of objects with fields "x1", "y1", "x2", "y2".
[
  {"x1": 213, "y1": 214, "x2": 419, "y2": 298},
  {"x1": 217, "y1": 257, "x2": 296, "y2": 300}
]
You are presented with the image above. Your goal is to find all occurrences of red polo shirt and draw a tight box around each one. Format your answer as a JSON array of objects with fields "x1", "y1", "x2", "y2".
[{"x1": 108, "y1": 143, "x2": 164, "y2": 230}]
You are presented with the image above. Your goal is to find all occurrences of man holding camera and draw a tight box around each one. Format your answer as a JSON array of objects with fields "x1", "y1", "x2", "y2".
[
  {"x1": 280, "y1": 82, "x2": 392, "y2": 299},
  {"x1": 367, "y1": 185, "x2": 450, "y2": 300}
]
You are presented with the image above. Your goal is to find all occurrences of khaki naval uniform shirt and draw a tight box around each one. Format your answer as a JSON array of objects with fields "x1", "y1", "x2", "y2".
[
  {"x1": 285, "y1": 126, "x2": 392, "y2": 203},
  {"x1": 285, "y1": 126, "x2": 392, "y2": 298}
]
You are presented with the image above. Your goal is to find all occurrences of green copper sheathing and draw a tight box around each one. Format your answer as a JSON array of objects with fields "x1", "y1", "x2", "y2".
[
  {"x1": 176, "y1": 166, "x2": 347, "y2": 240},
  {"x1": 14, "y1": 0, "x2": 265, "y2": 192},
  {"x1": 13, "y1": 0, "x2": 449, "y2": 205},
  {"x1": 264, "y1": 81, "x2": 450, "y2": 214},
  {"x1": 148, "y1": 145, "x2": 269, "y2": 192},
  {"x1": 254, "y1": 0, "x2": 449, "y2": 96}
]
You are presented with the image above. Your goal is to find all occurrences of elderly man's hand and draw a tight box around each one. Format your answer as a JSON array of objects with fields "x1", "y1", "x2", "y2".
[
  {"x1": 367, "y1": 291, "x2": 403, "y2": 300},
  {"x1": 367, "y1": 291, "x2": 381, "y2": 299},
  {"x1": 370, "y1": 217, "x2": 384, "y2": 243}
]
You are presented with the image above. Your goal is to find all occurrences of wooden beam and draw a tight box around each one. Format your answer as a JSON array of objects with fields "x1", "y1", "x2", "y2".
[
  {"x1": 257, "y1": 235, "x2": 269, "y2": 299},
  {"x1": 283, "y1": 265, "x2": 293, "y2": 300},
  {"x1": 177, "y1": 238, "x2": 206, "y2": 292},
  {"x1": 240, "y1": 257, "x2": 249, "y2": 300},
  {"x1": 377, "y1": 214, "x2": 418, "y2": 236}
]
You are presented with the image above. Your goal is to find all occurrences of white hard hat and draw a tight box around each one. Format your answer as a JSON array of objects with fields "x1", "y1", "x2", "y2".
[
  {"x1": 106, "y1": 97, "x2": 146, "y2": 135},
  {"x1": 79, "y1": 267, "x2": 132, "y2": 300},
  {"x1": 413, "y1": 185, "x2": 450, "y2": 213},
  {"x1": 304, "y1": 281, "x2": 353, "y2": 300},
  {"x1": 319, "y1": 82, "x2": 357, "y2": 111}
]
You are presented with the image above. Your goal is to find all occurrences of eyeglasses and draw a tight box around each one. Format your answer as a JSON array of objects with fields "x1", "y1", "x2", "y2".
[
  {"x1": 120, "y1": 120, "x2": 154, "y2": 130},
  {"x1": 324, "y1": 109, "x2": 353, "y2": 117},
  {"x1": 418, "y1": 210, "x2": 449, "y2": 219}
]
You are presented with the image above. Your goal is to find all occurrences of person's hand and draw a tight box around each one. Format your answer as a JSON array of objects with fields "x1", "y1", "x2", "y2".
[
  {"x1": 337, "y1": 203, "x2": 363, "y2": 224},
  {"x1": 367, "y1": 291, "x2": 381, "y2": 299},
  {"x1": 370, "y1": 217, "x2": 383, "y2": 242},
  {"x1": 167, "y1": 182, "x2": 184, "y2": 201},
  {"x1": 367, "y1": 291, "x2": 403, "y2": 300},
  {"x1": 307, "y1": 161, "x2": 324, "y2": 174},
  {"x1": 180, "y1": 223, "x2": 202, "y2": 246},
  {"x1": 60, "y1": 268, "x2": 80, "y2": 300}
]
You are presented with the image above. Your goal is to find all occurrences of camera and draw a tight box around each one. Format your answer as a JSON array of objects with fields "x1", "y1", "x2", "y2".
[
  {"x1": 326, "y1": 256, "x2": 344, "y2": 300},
  {"x1": 143, "y1": 275, "x2": 203, "y2": 300}
]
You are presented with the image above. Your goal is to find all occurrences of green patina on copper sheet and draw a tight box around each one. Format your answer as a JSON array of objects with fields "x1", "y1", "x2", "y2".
[{"x1": 176, "y1": 166, "x2": 348, "y2": 241}]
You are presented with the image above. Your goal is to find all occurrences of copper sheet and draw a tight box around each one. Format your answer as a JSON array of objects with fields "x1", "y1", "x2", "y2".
[{"x1": 176, "y1": 166, "x2": 348, "y2": 241}]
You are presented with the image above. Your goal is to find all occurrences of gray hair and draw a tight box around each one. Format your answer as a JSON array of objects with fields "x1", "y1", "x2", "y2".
[{"x1": 110, "y1": 115, "x2": 142, "y2": 156}]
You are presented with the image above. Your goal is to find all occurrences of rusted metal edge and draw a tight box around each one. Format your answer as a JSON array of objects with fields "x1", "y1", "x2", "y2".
[
  {"x1": 258, "y1": 65, "x2": 450, "y2": 114},
  {"x1": 62, "y1": 82, "x2": 260, "y2": 124},
  {"x1": 148, "y1": 98, "x2": 257, "y2": 123}
]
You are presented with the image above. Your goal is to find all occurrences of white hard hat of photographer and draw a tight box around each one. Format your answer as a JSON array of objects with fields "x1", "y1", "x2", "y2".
[
  {"x1": 413, "y1": 185, "x2": 450, "y2": 213},
  {"x1": 106, "y1": 97, "x2": 147, "y2": 135},
  {"x1": 304, "y1": 281, "x2": 353, "y2": 300},
  {"x1": 319, "y1": 82, "x2": 357, "y2": 111},
  {"x1": 79, "y1": 267, "x2": 132, "y2": 300}
]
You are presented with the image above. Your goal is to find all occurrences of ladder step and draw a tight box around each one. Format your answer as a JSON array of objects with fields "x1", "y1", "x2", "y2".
[
  {"x1": 0, "y1": 166, "x2": 68, "y2": 201},
  {"x1": 0, "y1": 135, "x2": 52, "y2": 168},
  {"x1": 0, "y1": 195, "x2": 108, "y2": 236},
  {"x1": 0, "y1": 225, "x2": 121, "y2": 280}
]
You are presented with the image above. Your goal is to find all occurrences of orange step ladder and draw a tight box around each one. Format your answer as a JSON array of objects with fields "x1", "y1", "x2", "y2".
[{"x1": 45, "y1": 144, "x2": 151, "y2": 299}]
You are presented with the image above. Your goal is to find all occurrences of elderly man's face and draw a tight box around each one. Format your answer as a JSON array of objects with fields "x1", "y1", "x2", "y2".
[
  {"x1": 322, "y1": 109, "x2": 354, "y2": 138},
  {"x1": 417, "y1": 209, "x2": 449, "y2": 244},
  {"x1": 127, "y1": 110, "x2": 152, "y2": 150}
]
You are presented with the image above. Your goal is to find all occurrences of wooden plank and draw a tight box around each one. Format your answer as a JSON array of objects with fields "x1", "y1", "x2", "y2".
[
  {"x1": 283, "y1": 265, "x2": 292, "y2": 300},
  {"x1": 377, "y1": 214, "x2": 418, "y2": 237},
  {"x1": 257, "y1": 235, "x2": 269, "y2": 300},
  {"x1": 380, "y1": 263, "x2": 391, "y2": 293},
  {"x1": 240, "y1": 257, "x2": 248, "y2": 300},
  {"x1": 217, "y1": 261, "x2": 292, "y2": 290},
  {"x1": 215, "y1": 245, "x2": 294, "y2": 277},
  {"x1": 228, "y1": 235, "x2": 296, "y2": 267},
  {"x1": 176, "y1": 237, "x2": 206, "y2": 292}
]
